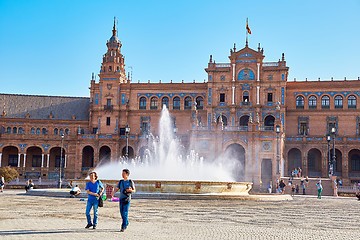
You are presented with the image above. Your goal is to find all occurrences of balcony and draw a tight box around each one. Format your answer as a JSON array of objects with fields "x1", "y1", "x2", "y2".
[
  {"x1": 261, "y1": 126, "x2": 274, "y2": 131},
  {"x1": 104, "y1": 105, "x2": 113, "y2": 111}
]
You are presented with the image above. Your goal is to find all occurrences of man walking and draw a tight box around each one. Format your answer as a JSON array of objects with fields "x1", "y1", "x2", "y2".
[
  {"x1": 112, "y1": 169, "x2": 136, "y2": 232},
  {"x1": 85, "y1": 172, "x2": 103, "y2": 229},
  {"x1": 316, "y1": 181, "x2": 323, "y2": 199}
]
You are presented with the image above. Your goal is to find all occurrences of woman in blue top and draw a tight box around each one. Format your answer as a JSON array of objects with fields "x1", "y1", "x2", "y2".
[
  {"x1": 85, "y1": 172, "x2": 104, "y2": 229},
  {"x1": 112, "y1": 169, "x2": 136, "y2": 232}
]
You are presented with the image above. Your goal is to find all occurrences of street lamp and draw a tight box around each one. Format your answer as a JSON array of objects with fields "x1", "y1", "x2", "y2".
[
  {"x1": 331, "y1": 126, "x2": 336, "y2": 176},
  {"x1": 58, "y1": 133, "x2": 64, "y2": 189},
  {"x1": 125, "y1": 124, "x2": 130, "y2": 160},
  {"x1": 276, "y1": 125, "x2": 281, "y2": 175},
  {"x1": 326, "y1": 134, "x2": 331, "y2": 176}
]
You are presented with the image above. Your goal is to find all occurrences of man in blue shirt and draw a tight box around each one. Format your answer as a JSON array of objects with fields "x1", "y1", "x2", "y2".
[
  {"x1": 112, "y1": 169, "x2": 136, "y2": 232},
  {"x1": 85, "y1": 172, "x2": 104, "y2": 229}
]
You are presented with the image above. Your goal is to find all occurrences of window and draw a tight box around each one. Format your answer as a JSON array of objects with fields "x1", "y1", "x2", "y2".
[
  {"x1": 173, "y1": 97, "x2": 180, "y2": 110},
  {"x1": 300, "y1": 123, "x2": 308, "y2": 135},
  {"x1": 7, "y1": 127, "x2": 11, "y2": 134},
  {"x1": 80, "y1": 129, "x2": 85, "y2": 134},
  {"x1": 8, "y1": 154, "x2": 18, "y2": 167},
  {"x1": 296, "y1": 96, "x2": 304, "y2": 109},
  {"x1": 36, "y1": 128, "x2": 41, "y2": 134},
  {"x1": 42, "y1": 128, "x2": 47, "y2": 135},
  {"x1": 65, "y1": 129, "x2": 69, "y2": 135},
  {"x1": 32, "y1": 155, "x2": 42, "y2": 167},
  {"x1": 59, "y1": 128, "x2": 64, "y2": 135},
  {"x1": 150, "y1": 97, "x2": 158, "y2": 110},
  {"x1": 141, "y1": 122, "x2": 149, "y2": 134},
  {"x1": 220, "y1": 93, "x2": 225, "y2": 103},
  {"x1": 54, "y1": 128, "x2": 58, "y2": 135},
  {"x1": 18, "y1": 127, "x2": 24, "y2": 134},
  {"x1": 108, "y1": 66, "x2": 112, "y2": 72},
  {"x1": 92, "y1": 128, "x2": 98, "y2": 134},
  {"x1": 12, "y1": 127, "x2": 17, "y2": 134},
  {"x1": 267, "y1": 75, "x2": 273, "y2": 80},
  {"x1": 184, "y1": 96, "x2": 192, "y2": 110},
  {"x1": 139, "y1": 97, "x2": 147, "y2": 110},
  {"x1": 107, "y1": 99, "x2": 111, "y2": 106},
  {"x1": 348, "y1": 95, "x2": 356, "y2": 109},
  {"x1": 196, "y1": 96, "x2": 203, "y2": 110},
  {"x1": 162, "y1": 97, "x2": 169, "y2": 109},
  {"x1": 321, "y1": 96, "x2": 330, "y2": 109},
  {"x1": 220, "y1": 75, "x2": 225, "y2": 81},
  {"x1": 55, "y1": 155, "x2": 65, "y2": 168},
  {"x1": 267, "y1": 93, "x2": 273, "y2": 102},
  {"x1": 309, "y1": 95, "x2": 317, "y2": 109},
  {"x1": 106, "y1": 117, "x2": 111, "y2": 126},
  {"x1": 334, "y1": 95, "x2": 343, "y2": 109},
  {"x1": 31, "y1": 128, "x2": 35, "y2": 134},
  {"x1": 328, "y1": 122, "x2": 336, "y2": 134}
]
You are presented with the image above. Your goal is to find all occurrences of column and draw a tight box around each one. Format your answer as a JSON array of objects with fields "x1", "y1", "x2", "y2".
[
  {"x1": 232, "y1": 64, "x2": 235, "y2": 81},
  {"x1": 41, "y1": 154, "x2": 44, "y2": 168},
  {"x1": 23, "y1": 154, "x2": 26, "y2": 167},
  {"x1": 257, "y1": 86, "x2": 260, "y2": 104},
  {"x1": 64, "y1": 155, "x2": 67, "y2": 168},
  {"x1": 18, "y1": 154, "x2": 21, "y2": 167},
  {"x1": 0, "y1": 153, "x2": 2, "y2": 167},
  {"x1": 257, "y1": 63, "x2": 260, "y2": 81},
  {"x1": 232, "y1": 86, "x2": 235, "y2": 105},
  {"x1": 47, "y1": 154, "x2": 50, "y2": 168}
]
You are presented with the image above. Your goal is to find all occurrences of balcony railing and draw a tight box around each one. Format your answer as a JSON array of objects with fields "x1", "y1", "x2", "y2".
[
  {"x1": 104, "y1": 105, "x2": 113, "y2": 110},
  {"x1": 215, "y1": 63, "x2": 231, "y2": 68},
  {"x1": 261, "y1": 126, "x2": 274, "y2": 131},
  {"x1": 263, "y1": 62, "x2": 278, "y2": 67}
]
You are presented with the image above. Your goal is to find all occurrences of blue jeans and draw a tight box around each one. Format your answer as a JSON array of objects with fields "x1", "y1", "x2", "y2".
[
  {"x1": 120, "y1": 200, "x2": 131, "y2": 229},
  {"x1": 86, "y1": 198, "x2": 99, "y2": 226}
]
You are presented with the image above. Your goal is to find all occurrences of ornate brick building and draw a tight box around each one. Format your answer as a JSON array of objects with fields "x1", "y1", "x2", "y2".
[{"x1": 1, "y1": 22, "x2": 359, "y2": 186}]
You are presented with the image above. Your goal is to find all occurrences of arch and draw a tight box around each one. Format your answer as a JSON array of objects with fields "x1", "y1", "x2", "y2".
[
  {"x1": 239, "y1": 115, "x2": 249, "y2": 127},
  {"x1": 237, "y1": 69, "x2": 255, "y2": 80},
  {"x1": 184, "y1": 96, "x2": 192, "y2": 110},
  {"x1": 261, "y1": 159, "x2": 273, "y2": 186},
  {"x1": 26, "y1": 146, "x2": 43, "y2": 168},
  {"x1": 54, "y1": 128, "x2": 58, "y2": 135},
  {"x1": 308, "y1": 95, "x2": 317, "y2": 109},
  {"x1": 296, "y1": 95, "x2": 304, "y2": 109},
  {"x1": 82, "y1": 146, "x2": 94, "y2": 168},
  {"x1": 1, "y1": 146, "x2": 19, "y2": 167},
  {"x1": 122, "y1": 146, "x2": 135, "y2": 159},
  {"x1": 65, "y1": 128, "x2": 69, "y2": 135},
  {"x1": 330, "y1": 148, "x2": 342, "y2": 175},
  {"x1": 161, "y1": 96, "x2": 169, "y2": 109},
  {"x1": 12, "y1": 127, "x2": 17, "y2": 134},
  {"x1": 18, "y1": 127, "x2": 24, "y2": 134},
  {"x1": 59, "y1": 128, "x2": 64, "y2": 135},
  {"x1": 99, "y1": 145, "x2": 111, "y2": 165},
  {"x1": 264, "y1": 115, "x2": 275, "y2": 131},
  {"x1": 42, "y1": 128, "x2": 47, "y2": 135},
  {"x1": 307, "y1": 148, "x2": 322, "y2": 177},
  {"x1": 195, "y1": 96, "x2": 203, "y2": 110},
  {"x1": 31, "y1": 127, "x2": 35, "y2": 134},
  {"x1": 334, "y1": 95, "x2": 343, "y2": 108},
  {"x1": 6, "y1": 127, "x2": 11, "y2": 134},
  {"x1": 49, "y1": 147, "x2": 65, "y2": 168},
  {"x1": 349, "y1": 149, "x2": 360, "y2": 172},
  {"x1": 348, "y1": 95, "x2": 357, "y2": 109},
  {"x1": 224, "y1": 143, "x2": 246, "y2": 181},
  {"x1": 243, "y1": 91, "x2": 250, "y2": 103},
  {"x1": 321, "y1": 95, "x2": 330, "y2": 109},
  {"x1": 139, "y1": 96, "x2": 147, "y2": 110},
  {"x1": 150, "y1": 96, "x2": 158, "y2": 110},
  {"x1": 36, "y1": 128, "x2": 40, "y2": 134},
  {"x1": 287, "y1": 148, "x2": 302, "y2": 175},
  {"x1": 216, "y1": 115, "x2": 228, "y2": 126},
  {"x1": 173, "y1": 96, "x2": 181, "y2": 110}
]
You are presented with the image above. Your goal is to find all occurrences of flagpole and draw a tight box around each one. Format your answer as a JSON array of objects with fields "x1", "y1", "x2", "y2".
[{"x1": 246, "y1": 18, "x2": 249, "y2": 47}]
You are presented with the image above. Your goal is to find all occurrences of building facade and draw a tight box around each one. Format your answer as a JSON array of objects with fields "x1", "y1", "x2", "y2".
[{"x1": 1, "y1": 22, "x2": 360, "y2": 186}]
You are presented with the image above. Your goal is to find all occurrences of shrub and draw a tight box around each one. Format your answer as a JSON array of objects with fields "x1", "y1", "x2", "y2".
[{"x1": 0, "y1": 166, "x2": 19, "y2": 183}]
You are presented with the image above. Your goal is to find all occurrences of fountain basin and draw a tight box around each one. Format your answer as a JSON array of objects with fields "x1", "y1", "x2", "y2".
[{"x1": 71, "y1": 179, "x2": 252, "y2": 195}]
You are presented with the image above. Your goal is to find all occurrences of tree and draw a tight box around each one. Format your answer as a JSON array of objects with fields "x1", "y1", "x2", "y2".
[{"x1": 0, "y1": 166, "x2": 19, "y2": 183}]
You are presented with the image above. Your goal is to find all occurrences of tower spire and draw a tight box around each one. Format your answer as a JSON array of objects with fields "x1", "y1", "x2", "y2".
[{"x1": 112, "y1": 17, "x2": 116, "y2": 36}]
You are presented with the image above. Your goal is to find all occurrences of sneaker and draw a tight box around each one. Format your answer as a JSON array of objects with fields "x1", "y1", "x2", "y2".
[
  {"x1": 120, "y1": 228, "x2": 125, "y2": 232},
  {"x1": 93, "y1": 225, "x2": 96, "y2": 229},
  {"x1": 85, "y1": 224, "x2": 93, "y2": 229}
]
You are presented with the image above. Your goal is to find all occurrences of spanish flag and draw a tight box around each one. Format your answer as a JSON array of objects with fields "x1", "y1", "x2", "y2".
[{"x1": 246, "y1": 18, "x2": 251, "y2": 34}]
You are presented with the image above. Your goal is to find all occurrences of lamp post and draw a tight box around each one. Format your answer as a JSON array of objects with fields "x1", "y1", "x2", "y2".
[
  {"x1": 125, "y1": 125, "x2": 130, "y2": 160},
  {"x1": 331, "y1": 126, "x2": 336, "y2": 176},
  {"x1": 58, "y1": 133, "x2": 64, "y2": 189},
  {"x1": 276, "y1": 125, "x2": 281, "y2": 175},
  {"x1": 326, "y1": 134, "x2": 331, "y2": 176}
]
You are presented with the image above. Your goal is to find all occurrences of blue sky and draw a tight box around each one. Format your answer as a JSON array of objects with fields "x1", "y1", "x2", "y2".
[{"x1": 0, "y1": 0, "x2": 359, "y2": 97}]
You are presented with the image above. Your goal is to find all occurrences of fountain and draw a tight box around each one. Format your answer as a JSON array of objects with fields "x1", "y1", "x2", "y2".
[{"x1": 72, "y1": 106, "x2": 253, "y2": 197}]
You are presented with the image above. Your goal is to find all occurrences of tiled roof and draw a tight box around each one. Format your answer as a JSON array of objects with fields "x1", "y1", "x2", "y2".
[{"x1": 0, "y1": 94, "x2": 90, "y2": 121}]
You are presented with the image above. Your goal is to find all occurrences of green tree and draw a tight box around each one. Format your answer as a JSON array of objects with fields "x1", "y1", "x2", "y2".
[{"x1": 0, "y1": 166, "x2": 19, "y2": 183}]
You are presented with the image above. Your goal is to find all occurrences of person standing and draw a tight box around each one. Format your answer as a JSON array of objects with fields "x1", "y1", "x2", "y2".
[
  {"x1": 316, "y1": 181, "x2": 323, "y2": 199},
  {"x1": 112, "y1": 169, "x2": 136, "y2": 232},
  {"x1": 0, "y1": 175, "x2": 5, "y2": 192},
  {"x1": 85, "y1": 172, "x2": 104, "y2": 229},
  {"x1": 279, "y1": 180, "x2": 286, "y2": 194}
]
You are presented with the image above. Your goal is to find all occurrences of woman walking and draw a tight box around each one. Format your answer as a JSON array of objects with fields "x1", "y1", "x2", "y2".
[
  {"x1": 316, "y1": 181, "x2": 323, "y2": 199},
  {"x1": 85, "y1": 172, "x2": 104, "y2": 229}
]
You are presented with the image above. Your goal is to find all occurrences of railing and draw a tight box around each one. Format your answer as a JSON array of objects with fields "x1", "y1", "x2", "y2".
[
  {"x1": 260, "y1": 126, "x2": 274, "y2": 131},
  {"x1": 338, "y1": 186, "x2": 357, "y2": 193},
  {"x1": 223, "y1": 126, "x2": 248, "y2": 131},
  {"x1": 262, "y1": 62, "x2": 278, "y2": 67},
  {"x1": 215, "y1": 63, "x2": 231, "y2": 68},
  {"x1": 104, "y1": 105, "x2": 113, "y2": 110}
]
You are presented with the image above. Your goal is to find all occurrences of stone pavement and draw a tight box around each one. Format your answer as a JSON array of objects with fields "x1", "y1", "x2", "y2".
[{"x1": 0, "y1": 190, "x2": 359, "y2": 240}]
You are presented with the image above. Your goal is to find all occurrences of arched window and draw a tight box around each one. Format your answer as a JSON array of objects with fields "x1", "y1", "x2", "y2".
[
  {"x1": 196, "y1": 96, "x2": 203, "y2": 110},
  {"x1": 217, "y1": 115, "x2": 228, "y2": 126},
  {"x1": 42, "y1": 128, "x2": 47, "y2": 135},
  {"x1": 348, "y1": 95, "x2": 356, "y2": 109},
  {"x1": 173, "y1": 97, "x2": 180, "y2": 110},
  {"x1": 150, "y1": 97, "x2": 158, "y2": 110},
  {"x1": 36, "y1": 128, "x2": 41, "y2": 134},
  {"x1": 243, "y1": 91, "x2": 250, "y2": 104},
  {"x1": 296, "y1": 96, "x2": 304, "y2": 109},
  {"x1": 184, "y1": 96, "x2": 192, "y2": 110},
  {"x1": 31, "y1": 128, "x2": 35, "y2": 134},
  {"x1": 162, "y1": 97, "x2": 169, "y2": 109},
  {"x1": 7, "y1": 127, "x2": 11, "y2": 134},
  {"x1": 334, "y1": 95, "x2": 343, "y2": 109},
  {"x1": 65, "y1": 128, "x2": 69, "y2": 135},
  {"x1": 54, "y1": 128, "x2": 58, "y2": 135},
  {"x1": 139, "y1": 97, "x2": 147, "y2": 110},
  {"x1": 13, "y1": 127, "x2": 17, "y2": 134},
  {"x1": 18, "y1": 127, "x2": 24, "y2": 134},
  {"x1": 59, "y1": 128, "x2": 64, "y2": 136},
  {"x1": 309, "y1": 95, "x2": 317, "y2": 109},
  {"x1": 80, "y1": 129, "x2": 85, "y2": 134},
  {"x1": 321, "y1": 96, "x2": 330, "y2": 109},
  {"x1": 264, "y1": 115, "x2": 275, "y2": 131}
]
